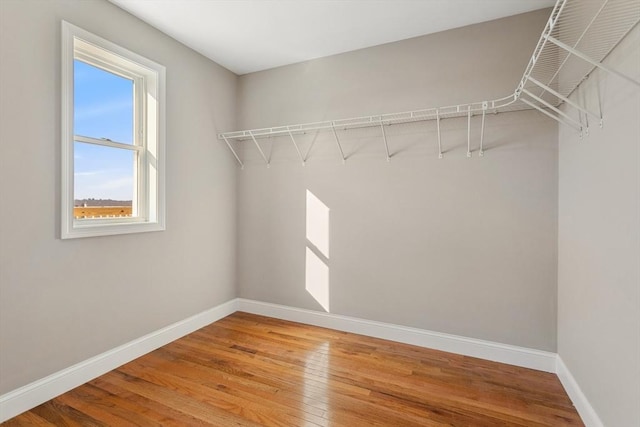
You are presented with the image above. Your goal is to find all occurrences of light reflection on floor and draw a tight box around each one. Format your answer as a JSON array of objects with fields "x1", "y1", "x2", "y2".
[{"x1": 302, "y1": 341, "x2": 331, "y2": 423}]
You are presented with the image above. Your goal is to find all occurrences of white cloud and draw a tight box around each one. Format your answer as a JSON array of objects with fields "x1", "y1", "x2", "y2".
[
  {"x1": 99, "y1": 176, "x2": 133, "y2": 191},
  {"x1": 75, "y1": 175, "x2": 133, "y2": 200},
  {"x1": 74, "y1": 99, "x2": 131, "y2": 121},
  {"x1": 74, "y1": 170, "x2": 103, "y2": 177}
]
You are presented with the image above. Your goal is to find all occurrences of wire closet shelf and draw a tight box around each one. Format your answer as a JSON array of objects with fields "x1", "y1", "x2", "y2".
[{"x1": 218, "y1": 0, "x2": 640, "y2": 167}]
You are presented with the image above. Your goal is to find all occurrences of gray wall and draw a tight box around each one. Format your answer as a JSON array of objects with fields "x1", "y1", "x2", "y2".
[
  {"x1": 0, "y1": 0, "x2": 237, "y2": 394},
  {"x1": 558, "y1": 25, "x2": 640, "y2": 427},
  {"x1": 236, "y1": 9, "x2": 559, "y2": 351}
]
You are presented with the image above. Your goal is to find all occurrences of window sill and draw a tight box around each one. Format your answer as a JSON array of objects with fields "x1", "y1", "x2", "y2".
[{"x1": 61, "y1": 220, "x2": 165, "y2": 239}]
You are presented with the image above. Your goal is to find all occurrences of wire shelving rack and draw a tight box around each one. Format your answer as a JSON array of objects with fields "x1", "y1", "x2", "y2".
[{"x1": 218, "y1": 0, "x2": 640, "y2": 168}]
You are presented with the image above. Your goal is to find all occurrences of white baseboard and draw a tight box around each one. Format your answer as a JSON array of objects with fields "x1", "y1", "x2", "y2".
[
  {"x1": 236, "y1": 298, "x2": 558, "y2": 373},
  {"x1": 2, "y1": 297, "x2": 595, "y2": 426},
  {"x1": 0, "y1": 299, "x2": 238, "y2": 423},
  {"x1": 556, "y1": 356, "x2": 604, "y2": 427}
]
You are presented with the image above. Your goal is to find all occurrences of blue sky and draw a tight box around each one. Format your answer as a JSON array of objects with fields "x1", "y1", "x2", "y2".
[{"x1": 74, "y1": 59, "x2": 135, "y2": 201}]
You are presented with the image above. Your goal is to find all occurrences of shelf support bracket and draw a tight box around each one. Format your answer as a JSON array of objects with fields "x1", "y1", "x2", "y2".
[
  {"x1": 287, "y1": 128, "x2": 306, "y2": 166},
  {"x1": 526, "y1": 76, "x2": 601, "y2": 123},
  {"x1": 580, "y1": 89, "x2": 590, "y2": 135},
  {"x1": 522, "y1": 89, "x2": 584, "y2": 130},
  {"x1": 221, "y1": 135, "x2": 244, "y2": 169},
  {"x1": 249, "y1": 131, "x2": 270, "y2": 167},
  {"x1": 545, "y1": 35, "x2": 640, "y2": 89},
  {"x1": 521, "y1": 98, "x2": 582, "y2": 133},
  {"x1": 480, "y1": 102, "x2": 487, "y2": 157},
  {"x1": 380, "y1": 121, "x2": 391, "y2": 162},
  {"x1": 331, "y1": 122, "x2": 346, "y2": 163},
  {"x1": 436, "y1": 109, "x2": 443, "y2": 159},
  {"x1": 467, "y1": 105, "x2": 472, "y2": 158}
]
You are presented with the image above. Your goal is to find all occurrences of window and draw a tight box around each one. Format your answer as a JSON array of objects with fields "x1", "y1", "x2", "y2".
[{"x1": 61, "y1": 21, "x2": 165, "y2": 239}]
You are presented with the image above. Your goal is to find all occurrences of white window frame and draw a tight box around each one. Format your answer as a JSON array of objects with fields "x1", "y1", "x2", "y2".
[{"x1": 61, "y1": 21, "x2": 165, "y2": 239}]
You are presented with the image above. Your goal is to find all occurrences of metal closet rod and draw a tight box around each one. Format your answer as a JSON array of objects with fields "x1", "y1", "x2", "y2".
[
  {"x1": 220, "y1": 96, "x2": 513, "y2": 141},
  {"x1": 218, "y1": 0, "x2": 640, "y2": 167},
  {"x1": 219, "y1": 97, "x2": 513, "y2": 167}
]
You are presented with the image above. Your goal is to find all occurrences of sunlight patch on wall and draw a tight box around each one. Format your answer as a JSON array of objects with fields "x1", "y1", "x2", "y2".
[
  {"x1": 306, "y1": 190, "x2": 329, "y2": 258},
  {"x1": 306, "y1": 248, "x2": 329, "y2": 312},
  {"x1": 306, "y1": 190, "x2": 330, "y2": 312}
]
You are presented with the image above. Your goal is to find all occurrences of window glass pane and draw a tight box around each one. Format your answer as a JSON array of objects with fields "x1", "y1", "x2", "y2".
[
  {"x1": 74, "y1": 59, "x2": 134, "y2": 144},
  {"x1": 74, "y1": 142, "x2": 135, "y2": 219}
]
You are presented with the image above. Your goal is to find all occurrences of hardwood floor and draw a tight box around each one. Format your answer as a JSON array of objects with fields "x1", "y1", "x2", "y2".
[{"x1": 3, "y1": 312, "x2": 583, "y2": 426}]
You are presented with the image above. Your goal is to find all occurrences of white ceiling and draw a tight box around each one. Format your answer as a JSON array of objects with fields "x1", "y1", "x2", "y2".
[{"x1": 109, "y1": 0, "x2": 555, "y2": 75}]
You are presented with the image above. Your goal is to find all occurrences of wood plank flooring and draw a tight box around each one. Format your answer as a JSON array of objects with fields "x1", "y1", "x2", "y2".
[{"x1": 3, "y1": 312, "x2": 583, "y2": 426}]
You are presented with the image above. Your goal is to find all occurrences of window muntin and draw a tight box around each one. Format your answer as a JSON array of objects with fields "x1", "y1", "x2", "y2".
[{"x1": 61, "y1": 21, "x2": 165, "y2": 239}]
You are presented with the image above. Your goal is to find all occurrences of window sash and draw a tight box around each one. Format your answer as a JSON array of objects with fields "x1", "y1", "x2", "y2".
[
  {"x1": 73, "y1": 56, "x2": 142, "y2": 147},
  {"x1": 73, "y1": 140, "x2": 141, "y2": 220}
]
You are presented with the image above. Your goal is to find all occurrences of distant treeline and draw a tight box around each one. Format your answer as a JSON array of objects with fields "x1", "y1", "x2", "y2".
[{"x1": 74, "y1": 198, "x2": 133, "y2": 207}]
